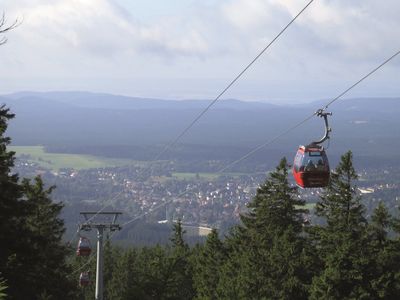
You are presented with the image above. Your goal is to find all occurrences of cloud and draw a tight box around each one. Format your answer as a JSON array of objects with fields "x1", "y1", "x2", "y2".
[
  {"x1": 1, "y1": 0, "x2": 400, "y2": 101},
  {"x1": 7, "y1": 0, "x2": 398, "y2": 62},
  {"x1": 134, "y1": 17, "x2": 210, "y2": 57},
  {"x1": 279, "y1": 0, "x2": 400, "y2": 60},
  {"x1": 2, "y1": 0, "x2": 129, "y2": 56},
  {"x1": 2, "y1": 0, "x2": 212, "y2": 58},
  {"x1": 221, "y1": 0, "x2": 400, "y2": 60}
]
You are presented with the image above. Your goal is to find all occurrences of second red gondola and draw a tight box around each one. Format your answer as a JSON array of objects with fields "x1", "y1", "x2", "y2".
[
  {"x1": 79, "y1": 271, "x2": 90, "y2": 287},
  {"x1": 76, "y1": 237, "x2": 91, "y2": 256}
]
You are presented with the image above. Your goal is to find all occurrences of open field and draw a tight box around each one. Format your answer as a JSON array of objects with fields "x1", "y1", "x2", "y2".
[
  {"x1": 296, "y1": 203, "x2": 317, "y2": 210},
  {"x1": 172, "y1": 172, "x2": 221, "y2": 180},
  {"x1": 171, "y1": 172, "x2": 255, "y2": 180},
  {"x1": 9, "y1": 146, "x2": 137, "y2": 171}
]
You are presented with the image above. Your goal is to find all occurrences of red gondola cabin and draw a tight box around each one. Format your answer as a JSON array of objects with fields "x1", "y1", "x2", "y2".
[
  {"x1": 293, "y1": 144, "x2": 330, "y2": 188},
  {"x1": 79, "y1": 272, "x2": 90, "y2": 287},
  {"x1": 76, "y1": 237, "x2": 91, "y2": 256}
]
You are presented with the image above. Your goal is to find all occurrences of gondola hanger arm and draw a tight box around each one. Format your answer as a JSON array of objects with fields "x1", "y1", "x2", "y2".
[{"x1": 310, "y1": 109, "x2": 332, "y2": 146}]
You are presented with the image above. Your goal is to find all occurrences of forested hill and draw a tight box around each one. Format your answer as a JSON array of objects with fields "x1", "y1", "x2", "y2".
[{"x1": 2, "y1": 91, "x2": 400, "y2": 168}]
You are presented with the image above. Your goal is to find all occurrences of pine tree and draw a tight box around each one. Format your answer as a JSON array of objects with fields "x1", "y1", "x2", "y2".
[
  {"x1": 241, "y1": 158, "x2": 306, "y2": 234},
  {"x1": 103, "y1": 237, "x2": 116, "y2": 300},
  {"x1": 107, "y1": 248, "x2": 145, "y2": 300},
  {"x1": 138, "y1": 245, "x2": 175, "y2": 299},
  {"x1": 368, "y1": 203, "x2": 400, "y2": 298},
  {"x1": 165, "y1": 220, "x2": 194, "y2": 299},
  {"x1": 218, "y1": 158, "x2": 312, "y2": 299},
  {"x1": 0, "y1": 107, "x2": 75, "y2": 299},
  {"x1": 0, "y1": 276, "x2": 7, "y2": 300},
  {"x1": 310, "y1": 151, "x2": 372, "y2": 299},
  {"x1": 170, "y1": 220, "x2": 188, "y2": 251},
  {"x1": 216, "y1": 227, "x2": 249, "y2": 300},
  {"x1": 192, "y1": 228, "x2": 226, "y2": 300},
  {"x1": 21, "y1": 176, "x2": 75, "y2": 299},
  {"x1": 0, "y1": 106, "x2": 31, "y2": 298},
  {"x1": 370, "y1": 202, "x2": 391, "y2": 246},
  {"x1": 314, "y1": 151, "x2": 365, "y2": 231}
]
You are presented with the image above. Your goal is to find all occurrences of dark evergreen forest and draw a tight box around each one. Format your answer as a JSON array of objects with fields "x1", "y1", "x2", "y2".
[{"x1": 2, "y1": 106, "x2": 400, "y2": 299}]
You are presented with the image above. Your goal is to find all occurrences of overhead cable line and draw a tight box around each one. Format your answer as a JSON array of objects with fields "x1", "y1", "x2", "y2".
[
  {"x1": 153, "y1": 0, "x2": 315, "y2": 161},
  {"x1": 69, "y1": 255, "x2": 95, "y2": 277},
  {"x1": 321, "y1": 49, "x2": 400, "y2": 110},
  {"x1": 218, "y1": 114, "x2": 316, "y2": 173},
  {"x1": 68, "y1": 0, "x2": 315, "y2": 244},
  {"x1": 218, "y1": 48, "x2": 400, "y2": 173},
  {"x1": 114, "y1": 47, "x2": 400, "y2": 233}
]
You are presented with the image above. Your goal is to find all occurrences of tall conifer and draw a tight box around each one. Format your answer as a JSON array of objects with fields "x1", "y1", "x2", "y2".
[
  {"x1": 219, "y1": 158, "x2": 311, "y2": 299},
  {"x1": 368, "y1": 203, "x2": 400, "y2": 298},
  {"x1": 0, "y1": 107, "x2": 30, "y2": 298},
  {"x1": 310, "y1": 151, "x2": 371, "y2": 299},
  {"x1": 22, "y1": 176, "x2": 75, "y2": 298},
  {"x1": 0, "y1": 106, "x2": 74, "y2": 299},
  {"x1": 167, "y1": 220, "x2": 194, "y2": 299},
  {"x1": 192, "y1": 228, "x2": 226, "y2": 299}
]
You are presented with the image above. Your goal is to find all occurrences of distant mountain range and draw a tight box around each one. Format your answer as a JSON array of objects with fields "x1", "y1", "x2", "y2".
[{"x1": 2, "y1": 91, "x2": 400, "y2": 167}]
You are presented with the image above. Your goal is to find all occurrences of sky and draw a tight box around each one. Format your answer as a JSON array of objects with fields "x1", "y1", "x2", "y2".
[{"x1": 1, "y1": 0, "x2": 400, "y2": 104}]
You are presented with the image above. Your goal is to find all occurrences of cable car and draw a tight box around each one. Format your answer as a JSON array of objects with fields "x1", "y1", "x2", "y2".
[
  {"x1": 293, "y1": 144, "x2": 330, "y2": 188},
  {"x1": 293, "y1": 109, "x2": 332, "y2": 188},
  {"x1": 79, "y1": 272, "x2": 90, "y2": 287},
  {"x1": 76, "y1": 237, "x2": 91, "y2": 256}
]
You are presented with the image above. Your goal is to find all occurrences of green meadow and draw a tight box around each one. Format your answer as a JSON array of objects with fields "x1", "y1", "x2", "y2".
[
  {"x1": 9, "y1": 146, "x2": 135, "y2": 171},
  {"x1": 172, "y1": 172, "x2": 221, "y2": 180},
  {"x1": 171, "y1": 172, "x2": 254, "y2": 180},
  {"x1": 296, "y1": 202, "x2": 316, "y2": 210}
]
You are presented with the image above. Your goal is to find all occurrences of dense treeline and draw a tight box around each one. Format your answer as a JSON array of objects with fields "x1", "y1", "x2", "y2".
[
  {"x1": 3, "y1": 104, "x2": 400, "y2": 299},
  {"x1": 46, "y1": 144, "x2": 283, "y2": 172}
]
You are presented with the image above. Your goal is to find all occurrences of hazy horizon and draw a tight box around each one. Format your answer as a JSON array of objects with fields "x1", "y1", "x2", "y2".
[{"x1": 3, "y1": 89, "x2": 400, "y2": 106}]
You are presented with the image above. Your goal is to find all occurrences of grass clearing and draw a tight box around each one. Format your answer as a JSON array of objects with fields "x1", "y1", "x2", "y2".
[
  {"x1": 171, "y1": 172, "x2": 251, "y2": 181},
  {"x1": 172, "y1": 172, "x2": 220, "y2": 180},
  {"x1": 9, "y1": 146, "x2": 137, "y2": 171},
  {"x1": 296, "y1": 203, "x2": 317, "y2": 210}
]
